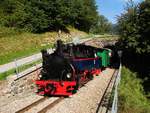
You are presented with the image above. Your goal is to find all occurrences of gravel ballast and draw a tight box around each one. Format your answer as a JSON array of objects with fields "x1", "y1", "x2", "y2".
[
  {"x1": 0, "y1": 68, "x2": 115, "y2": 113},
  {"x1": 47, "y1": 68, "x2": 115, "y2": 113}
]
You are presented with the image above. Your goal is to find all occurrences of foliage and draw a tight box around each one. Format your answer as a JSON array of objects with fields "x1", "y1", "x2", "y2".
[
  {"x1": 0, "y1": 0, "x2": 98, "y2": 33},
  {"x1": 111, "y1": 24, "x2": 119, "y2": 35},
  {"x1": 119, "y1": 67, "x2": 150, "y2": 113},
  {"x1": 90, "y1": 15, "x2": 112, "y2": 34},
  {"x1": 117, "y1": 0, "x2": 150, "y2": 54}
]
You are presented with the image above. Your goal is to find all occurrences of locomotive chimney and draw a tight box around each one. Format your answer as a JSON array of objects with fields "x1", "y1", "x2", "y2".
[
  {"x1": 41, "y1": 49, "x2": 49, "y2": 68},
  {"x1": 69, "y1": 43, "x2": 74, "y2": 57},
  {"x1": 56, "y1": 40, "x2": 63, "y2": 55}
]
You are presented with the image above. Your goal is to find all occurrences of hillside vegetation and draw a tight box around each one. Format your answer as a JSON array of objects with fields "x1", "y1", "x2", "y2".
[
  {"x1": 0, "y1": 0, "x2": 112, "y2": 34},
  {"x1": 119, "y1": 67, "x2": 150, "y2": 113},
  {"x1": 0, "y1": 27, "x2": 87, "y2": 65},
  {"x1": 117, "y1": 1, "x2": 150, "y2": 112},
  {"x1": 118, "y1": 0, "x2": 150, "y2": 54},
  {"x1": 0, "y1": 0, "x2": 98, "y2": 33},
  {"x1": 0, "y1": 0, "x2": 113, "y2": 65},
  {"x1": 117, "y1": 0, "x2": 150, "y2": 95}
]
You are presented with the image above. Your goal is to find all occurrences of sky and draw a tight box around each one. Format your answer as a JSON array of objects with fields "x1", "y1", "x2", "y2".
[{"x1": 96, "y1": 0, "x2": 143, "y2": 24}]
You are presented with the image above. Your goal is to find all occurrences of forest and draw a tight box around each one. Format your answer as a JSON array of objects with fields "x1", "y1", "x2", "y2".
[{"x1": 0, "y1": 0, "x2": 111, "y2": 34}]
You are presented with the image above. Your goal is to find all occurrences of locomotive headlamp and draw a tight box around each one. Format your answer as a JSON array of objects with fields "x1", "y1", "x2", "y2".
[
  {"x1": 109, "y1": 52, "x2": 112, "y2": 57},
  {"x1": 66, "y1": 73, "x2": 71, "y2": 78},
  {"x1": 117, "y1": 50, "x2": 123, "y2": 58},
  {"x1": 39, "y1": 74, "x2": 42, "y2": 78}
]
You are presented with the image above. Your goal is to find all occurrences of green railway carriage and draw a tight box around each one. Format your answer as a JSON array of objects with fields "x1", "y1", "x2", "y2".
[{"x1": 97, "y1": 48, "x2": 111, "y2": 67}]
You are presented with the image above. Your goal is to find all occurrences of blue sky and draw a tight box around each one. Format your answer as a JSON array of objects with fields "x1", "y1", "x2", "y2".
[{"x1": 96, "y1": 0, "x2": 143, "y2": 24}]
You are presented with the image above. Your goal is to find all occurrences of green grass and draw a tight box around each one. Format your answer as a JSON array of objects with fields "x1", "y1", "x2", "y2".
[
  {"x1": 0, "y1": 26, "x2": 87, "y2": 65},
  {"x1": 80, "y1": 34, "x2": 95, "y2": 39},
  {"x1": 0, "y1": 27, "x2": 117, "y2": 65},
  {"x1": 0, "y1": 68, "x2": 16, "y2": 80},
  {"x1": 0, "y1": 59, "x2": 42, "y2": 80},
  {"x1": 0, "y1": 27, "x2": 54, "y2": 64},
  {"x1": 118, "y1": 67, "x2": 150, "y2": 113},
  {"x1": 0, "y1": 44, "x2": 52, "y2": 65}
]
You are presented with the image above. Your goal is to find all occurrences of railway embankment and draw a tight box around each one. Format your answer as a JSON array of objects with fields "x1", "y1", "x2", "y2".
[
  {"x1": 118, "y1": 67, "x2": 150, "y2": 113},
  {"x1": 0, "y1": 27, "x2": 88, "y2": 65}
]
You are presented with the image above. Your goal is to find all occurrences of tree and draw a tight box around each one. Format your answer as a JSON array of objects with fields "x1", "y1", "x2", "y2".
[
  {"x1": 0, "y1": 0, "x2": 98, "y2": 33},
  {"x1": 136, "y1": 0, "x2": 150, "y2": 53},
  {"x1": 117, "y1": 0, "x2": 150, "y2": 94},
  {"x1": 90, "y1": 15, "x2": 112, "y2": 34},
  {"x1": 71, "y1": 0, "x2": 98, "y2": 32},
  {"x1": 117, "y1": 0, "x2": 150, "y2": 54}
]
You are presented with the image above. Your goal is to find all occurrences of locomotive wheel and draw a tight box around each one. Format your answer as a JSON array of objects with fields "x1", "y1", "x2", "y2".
[
  {"x1": 87, "y1": 73, "x2": 93, "y2": 80},
  {"x1": 72, "y1": 86, "x2": 78, "y2": 94},
  {"x1": 46, "y1": 84, "x2": 56, "y2": 94},
  {"x1": 37, "y1": 86, "x2": 45, "y2": 95},
  {"x1": 75, "y1": 75, "x2": 81, "y2": 90}
]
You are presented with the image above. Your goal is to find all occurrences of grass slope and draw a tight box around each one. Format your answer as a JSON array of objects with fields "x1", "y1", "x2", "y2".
[
  {"x1": 0, "y1": 27, "x2": 87, "y2": 65},
  {"x1": 119, "y1": 67, "x2": 150, "y2": 113}
]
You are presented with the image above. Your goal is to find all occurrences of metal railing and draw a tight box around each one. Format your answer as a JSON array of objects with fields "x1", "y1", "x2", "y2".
[{"x1": 111, "y1": 64, "x2": 122, "y2": 113}]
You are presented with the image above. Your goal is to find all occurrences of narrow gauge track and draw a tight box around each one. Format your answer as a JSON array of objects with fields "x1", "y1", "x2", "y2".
[
  {"x1": 96, "y1": 69, "x2": 119, "y2": 113},
  {"x1": 15, "y1": 97, "x2": 64, "y2": 113},
  {"x1": 37, "y1": 97, "x2": 64, "y2": 113},
  {"x1": 14, "y1": 66, "x2": 42, "y2": 81},
  {"x1": 15, "y1": 97, "x2": 48, "y2": 113}
]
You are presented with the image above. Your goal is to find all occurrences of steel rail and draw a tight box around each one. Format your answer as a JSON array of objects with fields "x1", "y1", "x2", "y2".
[
  {"x1": 15, "y1": 97, "x2": 48, "y2": 113},
  {"x1": 95, "y1": 69, "x2": 119, "y2": 113},
  {"x1": 15, "y1": 66, "x2": 42, "y2": 81},
  {"x1": 37, "y1": 97, "x2": 64, "y2": 113}
]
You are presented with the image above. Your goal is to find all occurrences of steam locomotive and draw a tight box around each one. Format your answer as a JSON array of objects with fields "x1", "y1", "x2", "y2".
[{"x1": 35, "y1": 40, "x2": 112, "y2": 96}]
